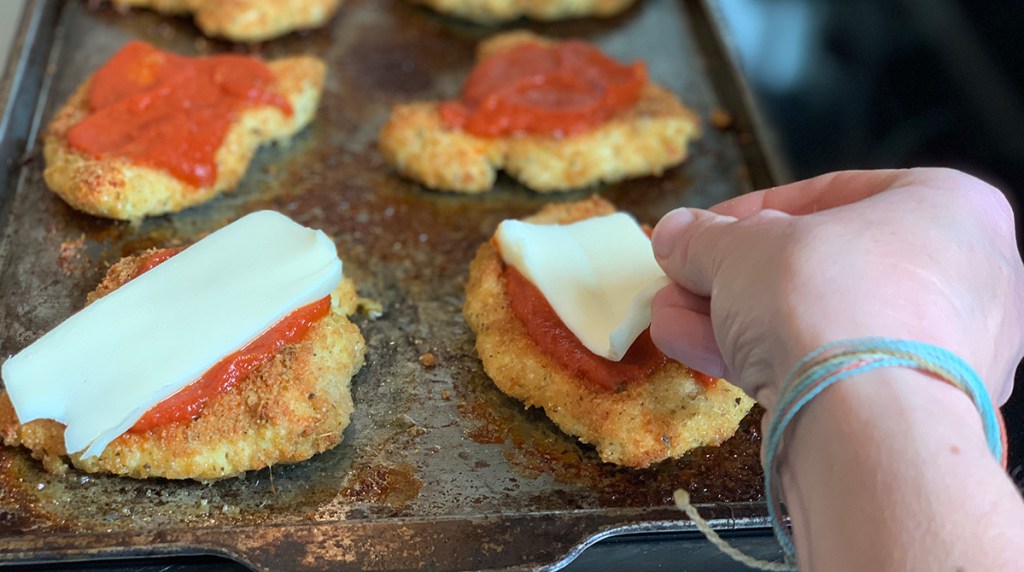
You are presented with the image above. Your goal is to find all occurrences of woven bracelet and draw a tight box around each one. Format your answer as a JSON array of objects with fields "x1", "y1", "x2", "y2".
[
  {"x1": 675, "y1": 337, "x2": 1006, "y2": 571},
  {"x1": 764, "y1": 338, "x2": 1006, "y2": 560}
]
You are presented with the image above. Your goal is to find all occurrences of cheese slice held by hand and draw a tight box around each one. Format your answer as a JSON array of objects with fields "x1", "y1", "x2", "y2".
[
  {"x1": 495, "y1": 212, "x2": 670, "y2": 362},
  {"x1": 1, "y1": 211, "x2": 342, "y2": 459}
]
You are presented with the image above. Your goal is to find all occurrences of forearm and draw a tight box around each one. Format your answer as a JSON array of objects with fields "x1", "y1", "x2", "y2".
[{"x1": 779, "y1": 369, "x2": 1024, "y2": 571}]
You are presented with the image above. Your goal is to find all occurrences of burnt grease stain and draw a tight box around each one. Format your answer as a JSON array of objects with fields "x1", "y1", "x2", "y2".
[
  {"x1": 0, "y1": 439, "x2": 359, "y2": 532},
  {"x1": 339, "y1": 463, "x2": 423, "y2": 509},
  {"x1": 0, "y1": 451, "x2": 72, "y2": 534},
  {"x1": 457, "y1": 379, "x2": 765, "y2": 508},
  {"x1": 337, "y1": 9, "x2": 469, "y2": 98}
]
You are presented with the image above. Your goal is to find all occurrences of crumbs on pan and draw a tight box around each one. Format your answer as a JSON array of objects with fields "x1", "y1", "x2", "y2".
[
  {"x1": 419, "y1": 352, "x2": 438, "y2": 368},
  {"x1": 57, "y1": 234, "x2": 86, "y2": 276},
  {"x1": 357, "y1": 297, "x2": 384, "y2": 319},
  {"x1": 710, "y1": 108, "x2": 734, "y2": 130}
]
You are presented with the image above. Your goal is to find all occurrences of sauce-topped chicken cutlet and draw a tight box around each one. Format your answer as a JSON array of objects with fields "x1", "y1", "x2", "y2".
[
  {"x1": 0, "y1": 212, "x2": 367, "y2": 481},
  {"x1": 463, "y1": 198, "x2": 753, "y2": 467},
  {"x1": 379, "y1": 31, "x2": 700, "y2": 194},
  {"x1": 110, "y1": 0, "x2": 342, "y2": 43},
  {"x1": 43, "y1": 41, "x2": 325, "y2": 222}
]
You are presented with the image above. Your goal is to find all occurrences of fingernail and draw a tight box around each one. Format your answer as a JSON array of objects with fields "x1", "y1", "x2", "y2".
[{"x1": 652, "y1": 208, "x2": 694, "y2": 259}]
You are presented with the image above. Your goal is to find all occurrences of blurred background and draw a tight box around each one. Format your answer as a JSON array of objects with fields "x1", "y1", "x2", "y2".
[{"x1": 718, "y1": 0, "x2": 1024, "y2": 198}]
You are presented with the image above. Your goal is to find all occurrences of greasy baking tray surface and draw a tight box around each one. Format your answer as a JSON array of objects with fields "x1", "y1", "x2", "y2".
[{"x1": 0, "y1": 0, "x2": 776, "y2": 569}]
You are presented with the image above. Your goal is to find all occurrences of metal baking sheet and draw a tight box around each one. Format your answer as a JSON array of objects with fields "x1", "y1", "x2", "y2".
[{"x1": 0, "y1": 0, "x2": 781, "y2": 569}]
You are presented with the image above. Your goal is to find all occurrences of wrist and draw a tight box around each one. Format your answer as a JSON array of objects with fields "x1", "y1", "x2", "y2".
[
  {"x1": 774, "y1": 367, "x2": 1015, "y2": 570},
  {"x1": 767, "y1": 337, "x2": 1005, "y2": 465},
  {"x1": 777, "y1": 367, "x2": 989, "y2": 481},
  {"x1": 760, "y1": 338, "x2": 1007, "y2": 564}
]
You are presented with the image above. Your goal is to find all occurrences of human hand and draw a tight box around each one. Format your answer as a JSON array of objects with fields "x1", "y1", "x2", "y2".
[{"x1": 650, "y1": 168, "x2": 1024, "y2": 409}]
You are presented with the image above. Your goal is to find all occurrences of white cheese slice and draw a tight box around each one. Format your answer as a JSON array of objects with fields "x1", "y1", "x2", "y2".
[
  {"x1": 1, "y1": 210, "x2": 342, "y2": 459},
  {"x1": 495, "y1": 212, "x2": 670, "y2": 362}
]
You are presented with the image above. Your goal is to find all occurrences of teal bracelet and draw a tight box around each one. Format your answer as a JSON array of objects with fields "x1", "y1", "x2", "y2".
[{"x1": 764, "y1": 338, "x2": 1007, "y2": 561}]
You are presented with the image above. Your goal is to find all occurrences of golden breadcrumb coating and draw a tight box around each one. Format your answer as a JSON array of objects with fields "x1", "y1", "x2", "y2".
[
  {"x1": 378, "y1": 31, "x2": 700, "y2": 194},
  {"x1": 463, "y1": 198, "x2": 753, "y2": 467},
  {"x1": 0, "y1": 250, "x2": 366, "y2": 481},
  {"x1": 43, "y1": 56, "x2": 325, "y2": 222},
  {"x1": 409, "y1": 0, "x2": 637, "y2": 23},
  {"x1": 110, "y1": 0, "x2": 341, "y2": 42}
]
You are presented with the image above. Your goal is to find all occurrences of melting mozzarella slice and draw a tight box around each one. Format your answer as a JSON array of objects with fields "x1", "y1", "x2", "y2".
[
  {"x1": 1, "y1": 210, "x2": 342, "y2": 459},
  {"x1": 495, "y1": 212, "x2": 670, "y2": 362}
]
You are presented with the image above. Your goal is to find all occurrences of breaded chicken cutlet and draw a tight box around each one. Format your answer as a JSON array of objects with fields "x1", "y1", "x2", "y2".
[
  {"x1": 0, "y1": 249, "x2": 366, "y2": 481},
  {"x1": 43, "y1": 54, "x2": 325, "y2": 222},
  {"x1": 409, "y1": 0, "x2": 638, "y2": 23},
  {"x1": 110, "y1": 0, "x2": 342, "y2": 42},
  {"x1": 378, "y1": 31, "x2": 700, "y2": 194},
  {"x1": 464, "y1": 198, "x2": 753, "y2": 467}
]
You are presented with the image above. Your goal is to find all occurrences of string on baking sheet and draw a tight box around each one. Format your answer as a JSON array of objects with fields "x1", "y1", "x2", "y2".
[
  {"x1": 673, "y1": 489, "x2": 795, "y2": 571},
  {"x1": 674, "y1": 337, "x2": 1006, "y2": 570}
]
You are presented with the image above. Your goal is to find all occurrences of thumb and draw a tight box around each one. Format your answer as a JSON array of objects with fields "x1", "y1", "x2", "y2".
[{"x1": 651, "y1": 208, "x2": 737, "y2": 296}]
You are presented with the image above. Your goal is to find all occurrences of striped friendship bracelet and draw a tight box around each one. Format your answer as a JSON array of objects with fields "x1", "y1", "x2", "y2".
[
  {"x1": 764, "y1": 338, "x2": 1006, "y2": 560},
  {"x1": 674, "y1": 338, "x2": 1006, "y2": 571}
]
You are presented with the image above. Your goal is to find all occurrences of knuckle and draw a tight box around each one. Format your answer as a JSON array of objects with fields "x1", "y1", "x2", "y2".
[{"x1": 914, "y1": 168, "x2": 1013, "y2": 228}]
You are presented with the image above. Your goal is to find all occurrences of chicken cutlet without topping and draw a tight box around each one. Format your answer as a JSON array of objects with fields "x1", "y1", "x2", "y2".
[
  {"x1": 409, "y1": 0, "x2": 638, "y2": 24},
  {"x1": 110, "y1": 0, "x2": 341, "y2": 42}
]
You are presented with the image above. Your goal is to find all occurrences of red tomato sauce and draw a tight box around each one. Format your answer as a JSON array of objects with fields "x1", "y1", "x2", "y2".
[
  {"x1": 66, "y1": 41, "x2": 292, "y2": 188},
  {"x1": 130, "y1": 247, "x2": 185, "y2": 279},
  {"x1": 439, "y1": 40, "x2": 646, "y2": 138},
  {"x1": 125, "y1": 249, "x2": 330, "y2": 433},
  {"x1": 504, "y1": 266, "x2": 681, "y2": 392}
]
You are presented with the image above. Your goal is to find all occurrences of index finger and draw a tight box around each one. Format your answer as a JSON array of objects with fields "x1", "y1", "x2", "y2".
[{"x1": 712, "y1": 169, "x2": 905, "y2": 219}]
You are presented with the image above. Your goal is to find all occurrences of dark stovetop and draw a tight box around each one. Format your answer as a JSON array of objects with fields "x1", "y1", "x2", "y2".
[{"x1": 720, "y1": 0, "x2": 1024, "y2": 195}]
